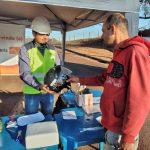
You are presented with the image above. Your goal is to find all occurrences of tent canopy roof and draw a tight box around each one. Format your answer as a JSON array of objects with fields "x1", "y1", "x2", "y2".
[{"x1": 0, "y1": 0, "x2": 139, "y2": 31}]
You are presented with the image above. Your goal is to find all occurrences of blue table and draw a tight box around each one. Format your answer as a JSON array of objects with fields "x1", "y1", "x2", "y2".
[
  {"x1": 0, "y1": 116, "x2": 58, "y2": 150},
  {"x1": 54, "y1": 107, "x2": 105, "y2": 150}
]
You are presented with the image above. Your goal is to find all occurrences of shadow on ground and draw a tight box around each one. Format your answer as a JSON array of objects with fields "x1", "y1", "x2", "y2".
[
  {"x1": 64, "y1": 62, "x2": 106, "y2": 76},
  {"x1": 0, "y1": 92, "x2": 24, "y2": 117}
]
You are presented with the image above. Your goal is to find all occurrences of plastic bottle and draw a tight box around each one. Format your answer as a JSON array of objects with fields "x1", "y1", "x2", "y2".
[
  {"x1": 0, "y1": 119, "x2": 2, "y2": 133},
  {"x1": 16, "y1": 130, "x2": 22, "y2": 143}
]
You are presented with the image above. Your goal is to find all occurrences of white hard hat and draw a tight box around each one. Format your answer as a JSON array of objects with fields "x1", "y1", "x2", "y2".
[{"x1": 31, "y1": 16, "x2": 51, "y2": 34}]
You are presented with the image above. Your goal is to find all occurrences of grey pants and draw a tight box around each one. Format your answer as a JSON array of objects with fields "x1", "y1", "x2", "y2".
[{"x1": 105, "y1": 130, "x2": 139, "y2": 150}]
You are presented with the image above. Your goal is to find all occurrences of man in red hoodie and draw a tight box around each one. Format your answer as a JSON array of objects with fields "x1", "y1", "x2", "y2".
[{"x1": 68, "y1": 13, "x2": 150, "y2": 150}]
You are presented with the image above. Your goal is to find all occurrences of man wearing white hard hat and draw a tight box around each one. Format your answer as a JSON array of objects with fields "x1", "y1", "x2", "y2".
[{"x1": 19, "y1": 16, "x2": 60, "y2": 120}]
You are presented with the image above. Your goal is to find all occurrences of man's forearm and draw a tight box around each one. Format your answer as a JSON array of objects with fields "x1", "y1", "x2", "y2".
[{"x1": 20, "y1": 72, "x2": 41, "y2": 90}]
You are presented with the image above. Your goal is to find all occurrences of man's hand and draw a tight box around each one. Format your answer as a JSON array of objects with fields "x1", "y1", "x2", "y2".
[
  {"x1": 40, "y1": 84, "x2": 55, "y2": 94},
  {"x1": 67, "y1": 75, "x2": 79, "y2": 83},
  {"x1": 120, "y1": 142, "x2": 134, "y2": 150}
]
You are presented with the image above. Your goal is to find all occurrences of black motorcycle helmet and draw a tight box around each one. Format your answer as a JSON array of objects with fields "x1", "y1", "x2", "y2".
[{"x1": 44, "y1": 65, "x2": 72, "y2": 93}]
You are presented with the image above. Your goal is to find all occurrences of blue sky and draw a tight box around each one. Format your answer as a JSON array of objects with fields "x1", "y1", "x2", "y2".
[
  {"x1": 139, "y1": 18, "x2": 150, "y2": 29},
  {"x1": 25, "y1": 24, "x2": 102, "y2": 41},
  {"x1": 26, "y1": 18, "x2": 150, "y2": 41}
]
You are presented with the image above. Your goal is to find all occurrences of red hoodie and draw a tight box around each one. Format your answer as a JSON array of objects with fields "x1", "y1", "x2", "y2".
[{"x1": 79, "y1": 36, "x2": 150, "y2": 143}]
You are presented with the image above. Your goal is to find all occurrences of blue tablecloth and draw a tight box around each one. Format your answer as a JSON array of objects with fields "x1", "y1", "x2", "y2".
[{"x1": 54, "y1": 107, "x2": 105, "y2": 150}]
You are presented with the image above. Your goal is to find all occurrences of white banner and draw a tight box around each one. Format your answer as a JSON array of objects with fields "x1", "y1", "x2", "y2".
[{"x1": 0, "y1": 23, "x2": 25, "y2": 75}]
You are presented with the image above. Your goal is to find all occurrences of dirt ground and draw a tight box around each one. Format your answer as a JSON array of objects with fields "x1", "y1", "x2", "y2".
[{"x1": 0, "y1": 46, "x2": 149, "y2": 149}]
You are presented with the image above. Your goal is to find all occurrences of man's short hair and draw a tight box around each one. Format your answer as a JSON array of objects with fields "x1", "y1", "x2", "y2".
[{"x1": 105, "y1": 13, "x2": 128, "y2": 32}]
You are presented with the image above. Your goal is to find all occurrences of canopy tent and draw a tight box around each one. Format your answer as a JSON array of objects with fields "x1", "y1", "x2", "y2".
[{"x1": 0, "y1": 0, "x2": 140, "y2": 64}]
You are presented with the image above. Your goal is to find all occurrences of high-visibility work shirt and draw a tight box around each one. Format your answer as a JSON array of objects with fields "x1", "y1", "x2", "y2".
[{"x1": 19, "y1": 40, "x2": 60, "y2": 94}]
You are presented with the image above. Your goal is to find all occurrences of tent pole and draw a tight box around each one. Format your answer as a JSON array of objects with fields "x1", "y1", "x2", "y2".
[
  {"x1": 125, "y1": 12, "x2": 139, "y2": 37},
  {"x1": 61, "y1": 28, "x2": 66, "y2": 66}
]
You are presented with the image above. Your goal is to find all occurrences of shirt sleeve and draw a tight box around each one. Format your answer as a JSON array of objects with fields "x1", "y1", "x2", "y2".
[
  {"x1": 121, "y1": 45, "x2": 150, "y2": 143},
  {"x1": 79, "y1": 71, "x2": 107, "y2": 86},
  {"x1": 18, "y1": 46, "x2": 41, "y2": 90}
]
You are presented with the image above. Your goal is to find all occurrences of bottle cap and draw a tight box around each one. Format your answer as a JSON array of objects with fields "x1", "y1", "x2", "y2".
[{"x1": 9, "y1": 116, "x2": 14, "y2": 121}]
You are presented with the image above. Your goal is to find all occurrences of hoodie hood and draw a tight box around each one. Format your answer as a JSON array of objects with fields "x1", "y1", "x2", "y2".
[{"x1": 120, "y1": 36, "x2": 150, "y2": 54}]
